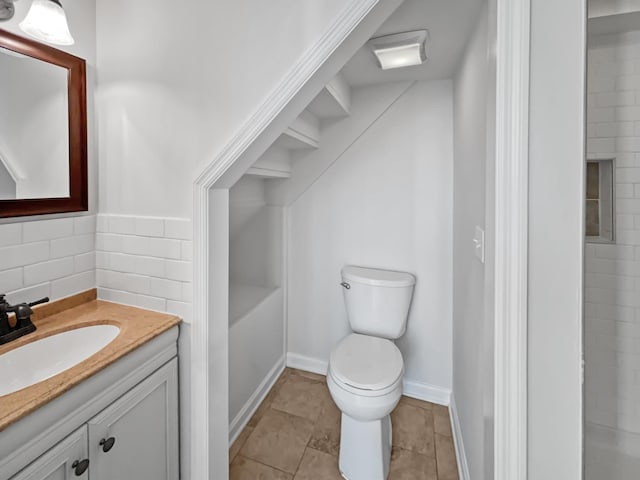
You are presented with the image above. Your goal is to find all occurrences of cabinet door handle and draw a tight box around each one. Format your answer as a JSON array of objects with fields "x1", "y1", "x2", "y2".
[
  {"x1": 100, "y1": 436, "x2": 116, "y2": 453},
  {"x1": 72, "y1": 459, "x2": 89, "y2": 476}
]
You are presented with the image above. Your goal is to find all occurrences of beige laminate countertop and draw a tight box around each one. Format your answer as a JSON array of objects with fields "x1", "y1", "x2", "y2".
[{"x1": 0, "y1": 289, "x2": 180, "y2": 431}]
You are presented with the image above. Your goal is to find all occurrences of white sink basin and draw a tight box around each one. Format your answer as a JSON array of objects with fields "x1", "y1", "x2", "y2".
[{"x1": 0, "y1": 325, "x2": 120, "y2": 397}]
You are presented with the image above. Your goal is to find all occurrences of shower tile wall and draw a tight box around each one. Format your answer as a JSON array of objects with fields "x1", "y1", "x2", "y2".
[{"x1": 586, "y1": 30, "x2": 640, "y2": 434}]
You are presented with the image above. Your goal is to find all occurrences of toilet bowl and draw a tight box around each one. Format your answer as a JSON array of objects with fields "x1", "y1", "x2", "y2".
[
  {"x1": 328, "y1": 266, "x2": 415, "y2": 480},
  {"x1": 328, "y1": 334, "x2": 404, "y2": 480}
]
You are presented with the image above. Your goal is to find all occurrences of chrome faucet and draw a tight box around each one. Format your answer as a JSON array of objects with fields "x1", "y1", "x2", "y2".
[{"x1": 0, "y1": 294, "x2": 49, "y2": 345}]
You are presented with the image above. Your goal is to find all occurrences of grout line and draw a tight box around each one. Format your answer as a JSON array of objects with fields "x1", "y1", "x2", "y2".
[
  {"x1": 305, "y1": 445, "x2": 337, "y2": 457},
  {"x1": 268, "y1": 403, "x2": 320, "y2": 424},
  {"x1": 292, "y1": 446, "x2": 310, "y2": 477},
  {"x1": 434, "y1": 430, "x2": 441, "y2": 476},
  {"x1": 233, "y1": 454, "x2": 293, "y2": 476}
]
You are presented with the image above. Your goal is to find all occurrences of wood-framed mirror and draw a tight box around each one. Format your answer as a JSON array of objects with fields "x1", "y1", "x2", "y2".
[{"x1": 0, "y1": 28, "x2": 87, "y2": 218}]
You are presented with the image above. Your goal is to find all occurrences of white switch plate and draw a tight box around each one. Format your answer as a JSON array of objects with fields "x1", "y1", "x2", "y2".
[{"x1": 473, "y1": 226, "x2": 485, "y2": 263}]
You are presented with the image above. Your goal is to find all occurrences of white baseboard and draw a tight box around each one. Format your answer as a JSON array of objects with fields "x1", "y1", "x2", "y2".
[
  {"x1": 286, "y1": 352, "x2": 451, "y2": 406},
  {"x1": 402, "y1": 379, "x2": 450, "y2": 406},
  {"x1": 286, "y1": 352, "x2": 328, "y2": 375},
  {"x1": 449, "y1": 394, "x2": 471, "y2": 480},
  {"x1": 229, "y1": 356, "x2": 285, "y2": 445},
  {"x1": 585, "y1": 421, "x2": 640, "y2": 458}
]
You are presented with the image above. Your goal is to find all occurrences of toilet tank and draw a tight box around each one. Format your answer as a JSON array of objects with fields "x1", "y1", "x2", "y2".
[{"x1": 341, "y1": 266, "x2": 416, "y2": 339}]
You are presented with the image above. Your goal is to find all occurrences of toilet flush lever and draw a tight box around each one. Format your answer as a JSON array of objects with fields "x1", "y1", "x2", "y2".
[{"x1": 340, "y1": 282, "x2": 351, "y2": 290}]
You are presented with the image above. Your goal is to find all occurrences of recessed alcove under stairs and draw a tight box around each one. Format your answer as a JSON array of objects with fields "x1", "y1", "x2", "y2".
[
  {"x1": 225, "y1": 63, "x2": 421, "y2": 444},
  {"x1": 228, "y1": 174, "x2": 284, "y2": 438},
  {"x1": 227, "y1": 72, "x2": 353, "y2": 443}
]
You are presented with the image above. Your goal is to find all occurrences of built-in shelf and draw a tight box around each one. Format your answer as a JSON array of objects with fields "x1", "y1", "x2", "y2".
[
  {"x1": 247, "y1": 144, "x2": 292, "y2": 179},
  {"x1": 274, "y1": 110, "x2": 321, "y2": 150},
  {"x1": 246, "y1": 166, "x2": 291, "y2": 178},
  {"x1": 229, "y1": 282, "x2": 280, "y2": 326},
  {"x1": 275, "y1": 127, "x2": 319, "y2": 150}
]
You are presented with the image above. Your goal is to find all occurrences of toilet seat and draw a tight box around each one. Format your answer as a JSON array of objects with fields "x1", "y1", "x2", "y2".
[{"x1": 329, "y1": 333, "x2": 404, "y2": 396}]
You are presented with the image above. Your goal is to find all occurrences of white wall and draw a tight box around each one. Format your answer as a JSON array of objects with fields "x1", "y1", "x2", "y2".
[
  {"x1": 0, "y1": 161, "x2": 15, "y2": 200},
  {"x1": 96, "y1": 0, "x2": 350, "y2": 219},
  {"x1": 585, "y1": 30, "x2": 640, "y2": 436},
  {"x1": 452, "y1": 2, "x2": 496, "y2": 478},
  {"x1": 230, "y1": 176, "x2": 266, "y2": 239},
  {"x1": 229, "y1": 288, "x2": 284, "y2": 429},
  {"x1": 528, "y1": 0, "x2": 585, "y2": 478},
  {"x1": 229, "y1": 178, "x2": 283, "y2": 290},
  {"x1": 266, "y1": 81, "x2": 413, "y2": 206},
  {"x1": 287, "y1": 80, "x2": 454, "y2": 395}
]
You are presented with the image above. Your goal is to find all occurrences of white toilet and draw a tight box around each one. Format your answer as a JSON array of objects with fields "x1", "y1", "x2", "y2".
[{"x1": 327, "y1": 265, "x2": 416, "y2": 480}]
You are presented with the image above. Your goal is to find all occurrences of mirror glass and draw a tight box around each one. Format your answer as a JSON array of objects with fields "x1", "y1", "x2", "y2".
[{"x1": 0, "y1": 46, "x2": 69, "y2": 200}]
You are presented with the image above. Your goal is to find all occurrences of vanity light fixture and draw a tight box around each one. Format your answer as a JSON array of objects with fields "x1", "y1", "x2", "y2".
[
  {"x1": 368, "y1": 30, "x2": 428, "y2": 70},
  {"x1": 19, "y1": 0, "x2": 74, "y2": 46}
]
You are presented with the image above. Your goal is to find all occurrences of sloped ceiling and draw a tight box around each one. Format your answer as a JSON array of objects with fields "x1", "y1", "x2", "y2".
[{"x1": 342, "y1": 0, "x2": 484, "y2": 86}]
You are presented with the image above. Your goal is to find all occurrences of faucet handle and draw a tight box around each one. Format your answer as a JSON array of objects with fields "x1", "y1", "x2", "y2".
[{"x1": 28, "y1": 297, "x2": 49, "y2": 308}]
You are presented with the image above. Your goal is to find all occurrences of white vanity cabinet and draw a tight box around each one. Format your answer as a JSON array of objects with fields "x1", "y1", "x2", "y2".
[
  {"x1": 10, "y1": 427, "x2": 89, "y2": 480},
  {"x1": 87, "y1": 358, "x2": 179, "y2": 479},
  {"x1": 2, "y1": 327, "x2": 180, "y2": 480},
  {"x1": 10, "y1": 359, "x2": 178, "y2": 480}
]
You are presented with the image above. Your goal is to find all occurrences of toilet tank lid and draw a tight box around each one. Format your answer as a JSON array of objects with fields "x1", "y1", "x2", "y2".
[{"x1": 342, "y1": 266, "x2": 416, "y2": 287}]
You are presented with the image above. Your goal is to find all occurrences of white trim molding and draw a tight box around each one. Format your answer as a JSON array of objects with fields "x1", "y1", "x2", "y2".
[
  {"x1": 402, "y1": 379, "x2": 451, "y2": 407},
  {"x1": 229, "y1": 357, "x2": 285, "y2": 445},
  {"x1": 449, "y1": 394, "x2": 471, "y2": 480},
  {"x1": 494, "y1": 0, "x2": 530, "y2": 479},
  {"x1": 189, "y1": 1, "x2": 404, "y2": 478},
  {"x1": 0, "y1": 147, "x2": 24, "y2": 183},
  {"x1": 286, "y1": 352, "x2": 328, "y2": 376}
]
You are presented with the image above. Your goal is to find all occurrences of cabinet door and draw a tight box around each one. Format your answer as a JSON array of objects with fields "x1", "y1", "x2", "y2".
[
  {"x1": 87, "y1": 359, "x2": 179, "y2": 480},
  {"x1": 10, "y1": 427, "x2": 89, "y2": 480}
]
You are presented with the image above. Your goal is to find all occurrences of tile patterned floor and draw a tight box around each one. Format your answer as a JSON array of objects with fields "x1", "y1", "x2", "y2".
[{"x1": 229, "y1": 368, "x2": 459, "y2": 480}]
